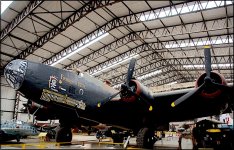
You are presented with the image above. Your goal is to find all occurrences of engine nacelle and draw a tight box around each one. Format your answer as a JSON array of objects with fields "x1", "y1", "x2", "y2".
[
  {"x1": 195, "y1": 71, "x2": 227, "y2": 98},
  {"x1": 121, "y1": 80, "x2": 154, "y2": 102}
]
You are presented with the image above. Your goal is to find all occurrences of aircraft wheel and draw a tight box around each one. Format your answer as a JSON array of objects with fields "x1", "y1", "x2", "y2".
[
  {"x1": 136, "y1": 128, "x2": 156, "y2": 149},
  {"x1": 55, "y1": 127, "x2": 72, "y2": 143},
  {"x1": 16, "y1": 135, "x2": 20, "y2": 143}
]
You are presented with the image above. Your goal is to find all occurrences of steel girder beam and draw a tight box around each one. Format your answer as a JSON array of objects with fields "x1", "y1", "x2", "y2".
[
  {"x1": 107, "y1": 59, "x2": 177, "y2": 84},
  {"x1": 66, "y1": 17, "x2": 233, "y2": 69},
  {"x1": 141, "y1": 62, "x2": 233, "y2": 84},
  {"x1": 159, "y1": 34, "x2": 232, "y2": 49},
  {"x1": 162, "y1": 56, "x2": 233, "y2": 66},
  {"x1": 65, "y1": 33, "x2": 140, "y2": 69},
  {"x1": 96, "y1": 50, "x2": 232, "y2": 83},
  {"x1": 88, "y1": 43, "x2": 158, "y2": 75},
  {"x1": 44, "y1": 0, "x2": 232, "y2": 66},
  {"x1": 13, "y1": 0, "x2": 119, "y2": 60},
  {"x1": 146, "y1": 74, "x2": 190, "y2": 87},
  {"x1": 112, "y1": 67, "x2": 183, "y2": 90},
  {"x1": 144, "y1": 66, "x2": 233, "y2": 87},
  {"x1": 90, "y1": 34, "x2": 233, "y2": 78},
  {"x1": 1, "y1": 0, "x2": 43, "y2": 41},
  {"x1": 105, "y1": 54, "x2": 233, "y2": 85},
  {"x1": 143, "y1": 67, "x2": 233, "y2": 87},
  {"x1": 112, "y1": 65, "x2": 233, "y2": 89},
  {"x1": 136, "y1": 18, "x2": 233, "y2": 39}
]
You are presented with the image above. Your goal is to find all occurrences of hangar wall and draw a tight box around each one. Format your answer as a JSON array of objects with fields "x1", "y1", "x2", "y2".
[
  {"x1": 17, "y1": 95, "x2": 31, "y2": 122},
  {"x1": 1, "y1": 75, "x2": 16, "y2": 122}
]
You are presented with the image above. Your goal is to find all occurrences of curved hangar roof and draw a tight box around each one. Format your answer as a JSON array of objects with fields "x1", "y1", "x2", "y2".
[{"x1": 1, "y1": 1, "x2": 233, "y2": 92}]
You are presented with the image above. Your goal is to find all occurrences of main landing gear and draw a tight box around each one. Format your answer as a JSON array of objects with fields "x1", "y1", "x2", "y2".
[
  {"x1": 55, "y1": 126, "x2": 72, "y2": 144},
  {"x1": 136, "y1": 127, "x2": 156, "y2": 149}
]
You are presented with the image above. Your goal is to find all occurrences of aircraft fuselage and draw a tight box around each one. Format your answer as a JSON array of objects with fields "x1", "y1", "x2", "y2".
[{"x1": 4, "y1": 59, "x2": 119, "y2": 122}]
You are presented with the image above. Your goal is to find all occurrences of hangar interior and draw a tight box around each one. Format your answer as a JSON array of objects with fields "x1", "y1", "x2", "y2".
[
  {"x1": 0, "y1": 0, "x2": 233, "y2": 149},
  {"x1": 1, "y1": 0, "x2": 233, "y2": 121}
]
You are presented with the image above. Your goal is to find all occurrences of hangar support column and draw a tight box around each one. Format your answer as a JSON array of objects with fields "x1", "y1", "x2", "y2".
[{"x1": 13, "y1": 92, "x2": 20, "y2": 120}]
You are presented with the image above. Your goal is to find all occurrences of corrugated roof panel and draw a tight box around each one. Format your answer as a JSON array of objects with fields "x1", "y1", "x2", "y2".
[
  {"x1": 106, "y1": 2, "x2": 129, "y2": 17},
  {"x1": 123, "y1": 1, "x2": 149, "y2": 13},
  {"x1": 41, "y1": 41, "x2": 63, "y2": 53},
  {"x1": 144, "y1": 19, "x2": 164, "y2": 29},
  {"x1": 147, "y1": 1, "x2": 170, "y2": 9},
  {"x1": 61, "y1": 26, "x2": 86, "y2": 41},
  {"x1": 50, "y1": 34, "x2": 73, "y2": 48},
  {"x1": 180, "y1": 13, "x2": 203, "y2": 24},
  {"x1": 73, "y1": 17, "x2": 97, "y2": 34},
  {"x1": 203, "y1": 7, "x2": 226, "y2": 20},
  {"x1": 128, "y1": 23, "x2": 146, "y2": 32}
]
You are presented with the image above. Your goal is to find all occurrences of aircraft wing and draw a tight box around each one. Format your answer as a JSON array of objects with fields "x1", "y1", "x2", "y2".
[
  {"x1": 151, "y1": 84, "x2": 233, "y2": 123},
  {"x1": 94, "y1": 83, "x2": 233, "y2": 131}
]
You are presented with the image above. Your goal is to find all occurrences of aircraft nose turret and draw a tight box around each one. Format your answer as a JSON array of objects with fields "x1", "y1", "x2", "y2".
[{"x1": 4, "y1": 59, "x2": 27, "y2": 90}]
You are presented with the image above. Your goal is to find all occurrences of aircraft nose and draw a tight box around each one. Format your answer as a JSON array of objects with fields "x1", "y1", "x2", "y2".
[{"x1": 4, "y1": 59, "x2": 27, "y2": 90}]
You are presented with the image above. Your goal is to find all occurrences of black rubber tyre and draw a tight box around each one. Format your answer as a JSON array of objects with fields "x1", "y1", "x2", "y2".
[
  {"x1": 16, "y1": 135, "x2": 20, "y2": 143},
  {"x1": 136, "y1": 128, "x2": 156, "y2": 149},
  {"x1": 55, "y1": 127, "x2": 72, "y2": 143}
]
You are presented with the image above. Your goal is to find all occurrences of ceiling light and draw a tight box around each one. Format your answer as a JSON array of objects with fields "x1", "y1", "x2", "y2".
[
  {"x1": 166, "y1": 81, "x2": 177, "y2": 85},
  {"x1": 91, "y1": 54, "x2": 139, "y2": 75},
  {"x1": 50, "y1": 32, "x2": 109, "y2": 66},
  {"x1": 1, "y1": 1, "x2": 13, "y2": 14},
  {"x1": 183, "y1": 63, "x2": 233, "y2": 68},
  {"x1": 165, "y1": 38, "x2": 233, "y2": 49},
  {"x1": 137, "y1": 70, "x2": 162, "y2": 80}
]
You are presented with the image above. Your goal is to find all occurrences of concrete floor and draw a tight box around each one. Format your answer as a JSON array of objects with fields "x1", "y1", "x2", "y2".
[{"x1": 0, "y1": 134, "x2": 193, "y2": 149}]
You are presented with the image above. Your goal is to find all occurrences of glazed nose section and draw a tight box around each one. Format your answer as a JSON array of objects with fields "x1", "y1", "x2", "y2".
[{"x1": 4, "y1": 59, "x2": 27, "y2": 90}]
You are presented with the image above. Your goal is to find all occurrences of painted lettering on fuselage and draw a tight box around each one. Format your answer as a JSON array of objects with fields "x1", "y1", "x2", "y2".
[
  {"x1": 60, "y1": 74, "x2": 73, "y2": 84},
  {"x1": 77, "y1": 81, "x2": 86, "y2": 89},
  {"x1": 60, "y1": 73, "x2": 86, "y2": 95},
  {"x1": 40, "y1": 89, "x2": 86, "y2": 110},
  {"x1": 48, "y1": 75, "x2": 58, "y2": 92}
]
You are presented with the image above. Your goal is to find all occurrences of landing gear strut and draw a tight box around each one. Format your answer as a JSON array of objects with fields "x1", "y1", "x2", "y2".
[
  {"x1": 55, "y1": 126, "x2": 72, "y2": 143},
  {"x1": 136, "y1": 127, "x2": 156, "y2": 149},
  {"x1": 16, "y1": 135, "x2": 20, "y2": 143}
]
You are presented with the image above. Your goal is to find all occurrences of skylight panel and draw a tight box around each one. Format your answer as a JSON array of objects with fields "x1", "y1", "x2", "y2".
[{"x1": 1, "y1": 1, "x2": 13, "y2": 14}]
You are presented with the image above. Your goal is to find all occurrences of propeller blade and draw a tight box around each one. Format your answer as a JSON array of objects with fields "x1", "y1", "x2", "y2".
[
  {"x1": 211, "y1": 82, "x2": 232, "y2": 91},
  {"x1": 171, "y1": 83, "x2": 205, "y2": 107},
  {"x1": 204, "y1": 46, "x2": 212, "y2": 78},
  {"x1": 97, "y1": 91, "x2": 121, "y2": 107},
  {"x1": 126, "y1": 58, "x2": 136, "y2": 87},
  {"x1": 128, "y1": 90, "x2": 153, "y2": 111}
]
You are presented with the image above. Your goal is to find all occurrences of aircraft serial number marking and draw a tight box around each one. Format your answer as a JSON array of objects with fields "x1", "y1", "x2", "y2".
[
  {"x1": 60, "y1": 74, "x2": 86, "y2": 89},
  {"x1": 40, "y1": 89, "x2": 86, "y2": 110}
]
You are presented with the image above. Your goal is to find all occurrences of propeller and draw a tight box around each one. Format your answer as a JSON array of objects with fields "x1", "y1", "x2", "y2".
[
  {"x1": 171, "y1": 46, "x2": 231, "y2": 107},
  {"x1": 204, "y1": 46, "x2": 212, "y2": 79},
  {"x1": 97, "y1": 90, "x2": 121, "y2": 107},
  {"x1": 97, "y1": 58, "x2": 153, "y2": 111},
  {"x1": 126, "y1": 58, "x2": 136, "y2": 87},
  {"x1": 97, "y1": 58, "x2": 137, "y2": 107},
  {"x1": 171, "y1": 83, "x2": 205, "y2": 107}
]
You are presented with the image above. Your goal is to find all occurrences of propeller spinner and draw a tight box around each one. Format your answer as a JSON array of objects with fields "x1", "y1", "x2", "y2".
[{"x1": 97, "y1": 58, "x2": 153, "y2": 111}]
